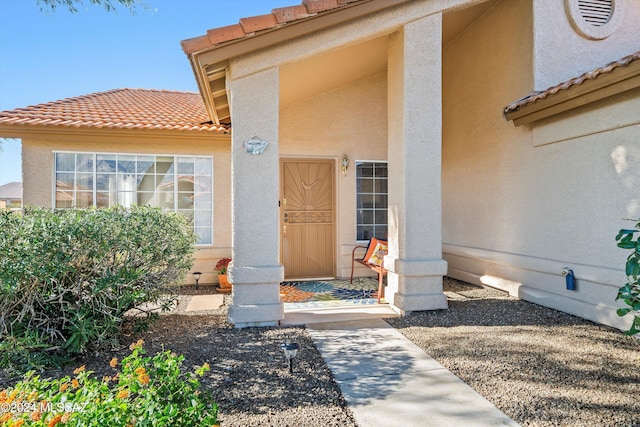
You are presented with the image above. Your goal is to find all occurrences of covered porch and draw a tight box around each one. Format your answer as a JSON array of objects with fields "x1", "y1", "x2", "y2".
[{"x1": 182, "y1": 0, "x2": 494, "y2": 327}]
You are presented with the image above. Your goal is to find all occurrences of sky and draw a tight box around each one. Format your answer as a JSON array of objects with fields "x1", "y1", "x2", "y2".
[{"x1": 0, "y1": 0, "x2": 297, "y2": 186}]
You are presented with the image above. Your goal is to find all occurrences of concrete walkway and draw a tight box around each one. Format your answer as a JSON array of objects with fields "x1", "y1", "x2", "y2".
[
  {"x1": 175, "y1": 294, "x2": 519, "y2": 426},
  {"x1": 305, "y1": 316, "x2": 520, "y2": 427}
]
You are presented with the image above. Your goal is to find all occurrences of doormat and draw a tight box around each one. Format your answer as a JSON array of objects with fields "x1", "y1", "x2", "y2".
[{"x1": 280, "y1": 277, "x2": 382, "y2": 309}]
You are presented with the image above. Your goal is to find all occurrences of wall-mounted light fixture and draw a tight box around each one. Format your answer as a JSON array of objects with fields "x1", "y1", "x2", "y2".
[
  {"x1": 193, "y1": 271, "x2": 202, "y2": 290},
  {"x1": 341, "y1": 154, "x2": 350, "y2": 176}
]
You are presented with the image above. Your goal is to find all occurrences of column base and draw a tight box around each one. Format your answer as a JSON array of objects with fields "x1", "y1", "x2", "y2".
[
  {"x1": 227, "y1": 265, "x2": 284, "y2": 327},
  {"x1": 229, "y1": 302, "x2": 283, "y2": 328},
  {"x1": 385, "y1": 257, "x2": 449, "y2": 314}
]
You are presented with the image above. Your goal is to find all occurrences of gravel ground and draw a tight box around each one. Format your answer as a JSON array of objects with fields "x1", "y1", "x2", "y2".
[
  {"x1": 3, "y1": 279, "x2": 639, "y2": 426},
  {"x1": 388, "y1": 277, "x2": 640, "y2": 427}
]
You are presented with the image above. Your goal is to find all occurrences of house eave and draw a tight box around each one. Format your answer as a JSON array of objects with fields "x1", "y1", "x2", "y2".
[
  {"x1": 184, "y1": 0, "x2": 412, "y2": 125},
  {"x1": 0, "y1": 125, "x2": 231, "y2": 141},
  {"x1": 504, "y1": 59, "x2": 640, "y2": 126}
]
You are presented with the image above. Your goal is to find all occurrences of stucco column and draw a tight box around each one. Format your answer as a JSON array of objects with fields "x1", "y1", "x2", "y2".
[
  {"x1": 227, "y1": 67, "x2": 284, "y2": 327},
  {"x1": 385, "y1": 13, "x2": 448, "y2": 314}
]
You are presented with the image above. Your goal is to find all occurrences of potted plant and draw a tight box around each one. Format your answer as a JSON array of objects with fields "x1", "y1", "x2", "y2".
[{"x1": 215, "y1": 257, "x2": 232, "y2": 293}]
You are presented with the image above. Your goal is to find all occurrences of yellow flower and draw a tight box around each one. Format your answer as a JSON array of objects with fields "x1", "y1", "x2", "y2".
[
  {"x1": 71, "y1": 379, "x2": 80, "y2": 389},
  {"x1": 48, "y1": 413, "x2": 63, "y2": 427},
  {"x1": 60, "y1": 382, "x2": 69, "y2": 392},
  {"x1": 73, "y1": 365, "x2": 85, "y2": 375},
  {"x1": 116, "y1": 390, "x2": 130, "y2": 399},
  {"x1": 0, "y1": 413, "x2": 12, "y2": 422},
  {"x1": 13, "y1": 419, "x2": 26, "y2": 426},
  {"x1": 109, "y1": 358, "x2": 118, "y2": 368},
  {"x1": 134, "y1": 367, "x2": 146, "y2": 376},
  {"x1": 27, "y1": 391, "x2": 38, "y2": 401}
]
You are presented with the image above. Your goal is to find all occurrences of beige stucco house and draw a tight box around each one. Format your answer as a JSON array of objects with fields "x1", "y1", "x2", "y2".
[{"x1": 1, "y1": 0, "x2": 638, "y2": 329}]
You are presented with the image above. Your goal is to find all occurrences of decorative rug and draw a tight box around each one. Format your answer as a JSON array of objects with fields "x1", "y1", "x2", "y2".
[{"x1": 280, "y1": 277, "x2": 383, "y2": 309}]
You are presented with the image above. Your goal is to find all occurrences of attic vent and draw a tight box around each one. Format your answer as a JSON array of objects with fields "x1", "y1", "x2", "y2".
[
  {"x1": 565, "y1": 0, "x2": 622, "y2": 40},
  {"x1": 578, "y1": 0, "x2": 613, "y2": 26}
]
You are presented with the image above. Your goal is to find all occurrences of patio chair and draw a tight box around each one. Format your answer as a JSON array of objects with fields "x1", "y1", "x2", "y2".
[{"x1": 350, "y1": 237, "x2": 387, "y2": 303}]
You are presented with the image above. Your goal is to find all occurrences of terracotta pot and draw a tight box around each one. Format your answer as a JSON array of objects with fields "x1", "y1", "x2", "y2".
[{"x1": 218, "y1": 274, "x2": 231, "y2": 293}]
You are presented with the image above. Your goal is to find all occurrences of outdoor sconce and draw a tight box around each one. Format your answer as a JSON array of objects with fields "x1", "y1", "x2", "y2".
[
  {"x1": 193, "y1": 271, "x2": 202, "y2": 290},
  {"x1": 280, "y1": 342, "x2": 300, "y2": 373},
  {"x1": 341, "y1": 154, "x2": 350, "y2": 176}
]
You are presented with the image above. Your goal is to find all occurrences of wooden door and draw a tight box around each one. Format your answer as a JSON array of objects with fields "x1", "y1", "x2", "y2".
[{"x1": 281, "y1": 159, "x2": 335, "y2": 279}]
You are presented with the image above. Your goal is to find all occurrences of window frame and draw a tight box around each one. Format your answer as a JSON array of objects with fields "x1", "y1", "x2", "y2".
[
  {"x1": 355, "y1": 160, "x2": 388, "y2": 242},
  {"x1": 52, "y1": 151, "x2": 214, "y2": 246}
]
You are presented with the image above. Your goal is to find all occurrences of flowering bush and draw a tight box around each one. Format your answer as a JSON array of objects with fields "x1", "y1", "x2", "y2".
[
  {"x1": 0, "y1": 340, "x2": 218, "y2": 426},
  {"x1": 214, "y1": 258, "x2": 231, "y2": 275}
]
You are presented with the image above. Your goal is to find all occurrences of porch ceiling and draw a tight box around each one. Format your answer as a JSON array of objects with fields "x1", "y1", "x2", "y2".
[{"x1": 280, "y1": 0, "x2": 498, "y2": 108}]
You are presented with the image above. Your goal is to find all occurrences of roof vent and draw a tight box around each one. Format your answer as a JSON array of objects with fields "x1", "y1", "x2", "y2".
[
  {"x1": 578, "y1": 0, "x2": 613, "y2": 26},
  {"x1": 565, "y1": 0, "x2": 623, "y2": 40}
]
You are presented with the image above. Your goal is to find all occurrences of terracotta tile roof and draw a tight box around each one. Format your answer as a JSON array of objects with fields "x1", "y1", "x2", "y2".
[
  {"x1": 504, "y1": 51, "x2": 640, "y2": 115},
  {"x1": 181, "y1": 0, "x2": 367, "y2": 54},
  {"x1": 0, "y1": 182, "x2": 21, "y2": 199},
  {"x1": 0, "y1": 88, "x2": 229, "y2": 134}
]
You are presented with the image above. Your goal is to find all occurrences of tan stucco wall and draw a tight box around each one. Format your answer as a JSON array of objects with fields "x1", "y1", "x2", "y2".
[
  {"x1": 280, "y1": 72, "x2": 388, "y2": 278},
  {"x1": 443, "y1": 0, "x2": 639, "y2": 330},
  {"x1": 21, "y1": 131, "x2": 232, "y2": 285},
  {"x1": 533, "y1": 0, "x2": 640, "y2": 90}
]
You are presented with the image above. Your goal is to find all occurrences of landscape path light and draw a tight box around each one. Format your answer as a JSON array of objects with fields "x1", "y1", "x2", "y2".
[
  {"x1": 280, "y1": 342, "x2": 300, "y2": 373},
  {"x1": 193, "y1": 272, "x2": 202, "y2": 290}
]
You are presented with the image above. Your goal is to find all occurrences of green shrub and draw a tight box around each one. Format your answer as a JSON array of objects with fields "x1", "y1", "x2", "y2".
[
  {"x1": 0, "y1": 340, "x2": 219, "y2": 426},
  {"x1": 0, "y1": 206, "x2": 196, "y2": 368},
  {"x1": 615, "y1": 219, "x2": 640, "y2": 335}
]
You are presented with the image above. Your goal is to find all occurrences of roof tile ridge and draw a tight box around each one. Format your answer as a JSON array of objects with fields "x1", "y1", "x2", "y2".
[{"x1": 181, "y1": 0, "x2": 369, "y2": 54}]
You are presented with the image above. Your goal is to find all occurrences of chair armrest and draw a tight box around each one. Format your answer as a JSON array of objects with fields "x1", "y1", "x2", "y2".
[{"x1": 351, "y1": 245, "x2": 369, "y2": 261}]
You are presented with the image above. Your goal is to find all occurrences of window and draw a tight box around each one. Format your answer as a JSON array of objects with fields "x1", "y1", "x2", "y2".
[
  {"x1": 356, "y1": 161, "x2": 387, "y2": 241},
  {"x1": 54, "y1": 152, "x2": 213, "y2": 245}
]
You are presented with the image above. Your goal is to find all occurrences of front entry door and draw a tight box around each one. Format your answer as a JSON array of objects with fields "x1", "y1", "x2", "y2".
[{"x1": 281, "y1": 159, "x2": 335, "y2": 279}]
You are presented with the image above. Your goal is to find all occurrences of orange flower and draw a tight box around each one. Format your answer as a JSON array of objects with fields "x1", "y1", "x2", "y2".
[
  {"x1": 0, "y1": 389, "x2": 7, "y2": 401},
  {"x1": 73, "y1": 365, "x2": 85, "y2": 375},
  {"x1": 137, "y1": 374, "x2": 150, "y2": 385},
  {"x1": 116, "y1": 390, "x2": 130, "y2": 399},
  {"x1": 60, "y1": 382, "x2": 69, "y2": 392},
  {"x1": 102, "y1": 376, "x2": 111, "y2": 383},
  {"x1": 71, "y1": 379, "x2": 79, "y2": 389},
  {"x1": 129, "y1": 339, "x2": 144, "y2": 350},
  {"x1": 109, "y1": 357, "x2": 118, "y2": 368},
  {"x1": 0, "y1": 413, "x2": 12, "y2": 422},
  {"x1": 61, "y1": 413, "x2": 71, "y2": 423},
  {"x1": 13, "y1": 418, "x2": 25, "y2": 426},
  {"x1": 30, "y1": 411, "x2": 42, "y2": 421},
  {"x1": 48, "y1": 414, "x2": 63, "y2": 427},
  {"x1": 134, "y1": 367, "x2": 146, "y2": 376}
]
